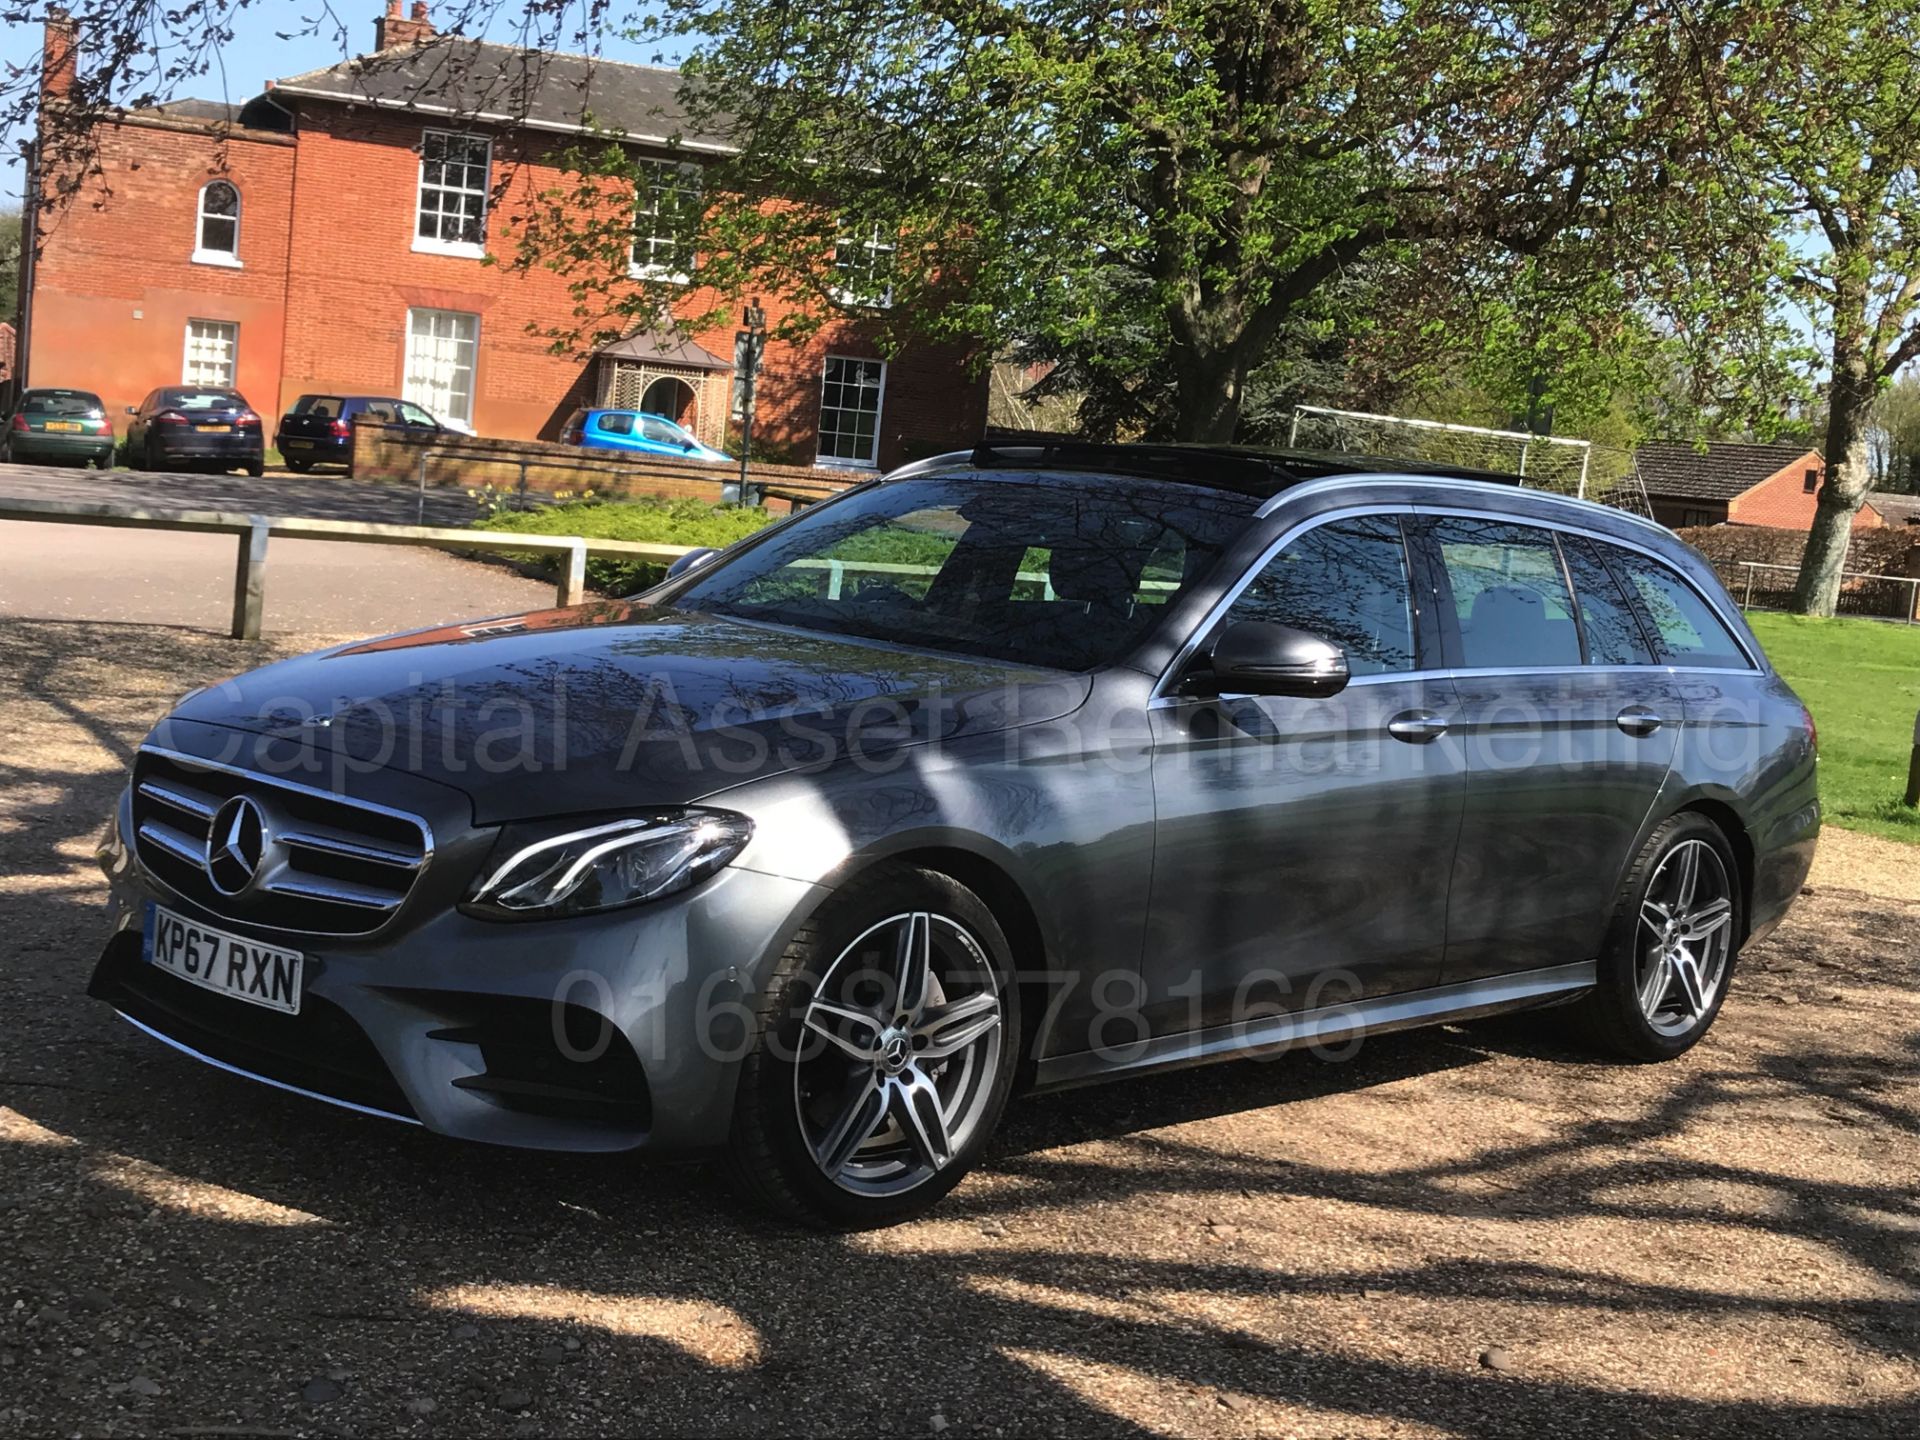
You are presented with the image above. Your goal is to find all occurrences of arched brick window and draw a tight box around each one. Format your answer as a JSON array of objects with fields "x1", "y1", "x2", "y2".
[{"x1": 195, "y1": 181, "x2": 241, "y2": 265}]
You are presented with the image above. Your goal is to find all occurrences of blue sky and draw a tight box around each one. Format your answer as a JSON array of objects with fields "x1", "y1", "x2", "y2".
[{"x1": 1, "y1": 3, "x2": 686, "y2": 205}]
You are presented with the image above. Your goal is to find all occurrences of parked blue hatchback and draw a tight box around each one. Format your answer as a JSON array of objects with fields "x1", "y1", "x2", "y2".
[{"x1": 561, "y1": 408, "x2": 730, "y2": 463}]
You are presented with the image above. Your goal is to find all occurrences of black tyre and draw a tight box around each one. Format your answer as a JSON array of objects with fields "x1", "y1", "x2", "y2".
[
  {"x1": 1570, "y1": 812, "x2": 1743, "y2": 1061},
  {"x1": 286, "y1": 458, "x2": 312, "y2": 474},
  {"x1": 143, "y1": 435, "x2": 163, "y2": 472},
  {"x1": 246, "y1": 459, "x2": 265, "y2": 478},
  {"x1": 726, "y1": 864, "x2": 1020, "y2": 1229}
]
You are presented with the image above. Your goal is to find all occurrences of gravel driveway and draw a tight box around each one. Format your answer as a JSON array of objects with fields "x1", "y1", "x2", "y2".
[{"x1": 2, "y1": 619, "x2": 1916, "y2": 1439}]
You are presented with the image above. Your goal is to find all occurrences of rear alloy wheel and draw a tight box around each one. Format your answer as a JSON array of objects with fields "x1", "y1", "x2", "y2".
[
  {"x1": 726, "y1": 866, "x2": 1018, "y2": 1227},
  {"x1": 1572, "y1": 813, "x2": 1742, "y2": 1060}
]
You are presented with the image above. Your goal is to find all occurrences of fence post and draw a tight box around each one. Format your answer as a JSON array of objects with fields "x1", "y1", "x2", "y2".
[
  {"x1": 1906, "y1": 709, "x2": 1920, "y2": 808},
  {"x1": 1743, "y1": 563, "x2": 1757, "y2": 611},
  {"x1": 557, "y1": 541, "x2": 587, "y2": 609},
  {"x1": 230, "y1": 518, "x2": 268, "y2": 641}
]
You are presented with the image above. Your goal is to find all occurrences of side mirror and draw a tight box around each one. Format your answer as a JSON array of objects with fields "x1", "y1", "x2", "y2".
[
  {"x1": 665, "y1": 546, "x2": 718, "y2": 580},
  {"x1": 125, "y1": 405, "x2": 138, "y2": 416},
  {"x1": 1188, "y1": 620, "x2": 1350, "y2": 699}
]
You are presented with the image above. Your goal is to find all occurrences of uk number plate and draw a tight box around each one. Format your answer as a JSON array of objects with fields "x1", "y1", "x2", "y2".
[{"x1": 143, "y1": 903, "x2": 304, "y2": 1015}]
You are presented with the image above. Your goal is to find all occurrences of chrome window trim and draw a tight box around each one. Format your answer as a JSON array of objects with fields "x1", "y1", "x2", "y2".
[{"x1": 1151, "y1": 495, "x2": 1761, "y2": 703}]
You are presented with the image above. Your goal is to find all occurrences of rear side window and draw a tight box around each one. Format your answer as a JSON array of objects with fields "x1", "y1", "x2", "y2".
[
  {"x1": 1227, "y1": 516, "x2": 1416, "y2": 676},
  {"x1": 1603, "y1": 547, "x2": 1752, "y2": 669},
  {"x1": 596, "y1": 412, "x2": 635, "y2": 436},
  {"x1": 1430, "y1": 519, "x2": 1581, "y2": 669},
  {"x1": 1561, "y1": 536, "x2": 1655, "y2": 665}
]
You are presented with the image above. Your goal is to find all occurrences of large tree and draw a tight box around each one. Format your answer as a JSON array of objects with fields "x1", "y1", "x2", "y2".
[
  {"x1": 513, "y1": 0, "x2": 1708, "y2": 443},
  {"x1": 1700, "y1": 0, "x2": 1920, "y2": 614}
]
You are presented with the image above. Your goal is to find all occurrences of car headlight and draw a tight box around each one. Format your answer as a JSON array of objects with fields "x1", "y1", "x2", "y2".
[{"x1": 463, "y1": 810, "x2": 753, "y2": 919}]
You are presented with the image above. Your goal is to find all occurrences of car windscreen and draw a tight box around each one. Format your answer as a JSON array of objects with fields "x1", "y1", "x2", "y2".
[
  {"x1": 669, "y1": 473, "x2": 1256, "y2": 670},
  {"x1": 292, "y1": 395, "x2": 346, "y2": 417},
  {"x1": 23, "y1": 390, "x2": 103, "y2": 416},
  {"x1": 164, "y1": 389, "x2": 244, "y2": 412}
]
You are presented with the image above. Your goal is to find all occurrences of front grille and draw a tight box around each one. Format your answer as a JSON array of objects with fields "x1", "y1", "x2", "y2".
[{"x1": 130, "y1": 747, "x2": 431, "y2": 936}]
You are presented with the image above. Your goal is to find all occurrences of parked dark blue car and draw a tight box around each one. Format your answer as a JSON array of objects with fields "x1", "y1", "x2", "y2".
[{"x1": 276, "y1": 395, "x2": 447, "y2": 472}]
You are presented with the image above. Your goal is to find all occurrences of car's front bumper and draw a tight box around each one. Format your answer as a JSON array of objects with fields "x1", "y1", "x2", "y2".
[{"x1": 89, "y1": 782, "x2": 826, "y2": 1153}]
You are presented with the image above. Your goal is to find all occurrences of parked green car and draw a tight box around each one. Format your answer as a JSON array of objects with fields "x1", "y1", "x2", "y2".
[{"x1": 4, "y1": 388, "x2": 116, "y2": 467}]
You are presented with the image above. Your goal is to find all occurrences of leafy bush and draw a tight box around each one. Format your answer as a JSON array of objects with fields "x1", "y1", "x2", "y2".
[{"x1": 471, "y1": 497, "x2": 776, "y2": 593}]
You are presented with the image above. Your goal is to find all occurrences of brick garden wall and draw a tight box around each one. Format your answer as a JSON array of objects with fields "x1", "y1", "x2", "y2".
[{"x1": 351, "y1": 420, "x2": 867, "y2": 509}]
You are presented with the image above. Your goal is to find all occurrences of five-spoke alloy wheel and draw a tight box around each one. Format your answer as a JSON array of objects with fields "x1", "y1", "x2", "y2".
[
  {"x1": 726, "y1": 865, "x2": 1020, "y2": 1227},
  {"x1": 1574, "y1": 812, "x2": 1744, "y2": 1060}
]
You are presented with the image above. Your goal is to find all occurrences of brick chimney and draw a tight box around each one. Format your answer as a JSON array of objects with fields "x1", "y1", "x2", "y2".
[
  {"x1": 374, "y1": 1, "x2": 436, "y2": 51},
  {"x1": 42, "y1": 7, "x2": 78, "y2": 105}
]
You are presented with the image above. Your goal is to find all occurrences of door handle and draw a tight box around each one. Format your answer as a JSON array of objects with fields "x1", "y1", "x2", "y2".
[
  {"x1": 1387, "y1": 710, "x2": 1450, "y2": 743},
  {"x1": 1616, "y1": 705, "x2": 1665, "y2": 737}
]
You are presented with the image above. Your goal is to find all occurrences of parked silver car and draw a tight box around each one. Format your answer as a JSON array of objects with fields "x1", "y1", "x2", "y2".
[{"x1": 90, "y1": 444, "x2": 1819, "y2": 1226}]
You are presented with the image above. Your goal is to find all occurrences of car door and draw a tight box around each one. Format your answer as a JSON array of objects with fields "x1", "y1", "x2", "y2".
[
  {"x1": 1418, "y1": 516, "x2": 1682, "y2": 985},
  {"x1": 126, "y1": 390, "x2": 157, "y2": 450},
  {"x1": 1142, "y1": 512, "x2": 1466, "y2": 1036}
]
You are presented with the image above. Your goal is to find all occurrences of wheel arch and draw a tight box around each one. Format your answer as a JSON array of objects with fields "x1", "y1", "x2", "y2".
[{"x1": 1668, "y1": 795, "x2": 1757, "y2": 942}]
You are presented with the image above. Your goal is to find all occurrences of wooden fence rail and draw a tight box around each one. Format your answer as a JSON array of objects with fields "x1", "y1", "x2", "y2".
[{"x1": 0, "y1": 497, "x2": 697, "y2": 640}]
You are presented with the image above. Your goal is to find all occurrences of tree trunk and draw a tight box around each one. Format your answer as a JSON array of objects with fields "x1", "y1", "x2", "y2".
[
  {"x1": 1794, "y1": 339, "x2": 1878, "y2": 618},
  {"x1": 1169, "y1": 343, "x2": 1251, "y2": 444}
]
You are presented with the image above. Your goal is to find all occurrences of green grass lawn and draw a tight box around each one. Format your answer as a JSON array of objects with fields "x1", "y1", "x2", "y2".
[{"x1": 1747, "y1": 612, "x2": 1920, "y2": 845}]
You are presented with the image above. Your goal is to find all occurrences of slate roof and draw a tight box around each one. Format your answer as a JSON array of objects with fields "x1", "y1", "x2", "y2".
[
  {"x1": 1872, "y1": 491, "x2": 1920, "y2": 526},
  {"x1": 1633, "y1": 441, "x2": 1820, "y2": 502},
  {"x1": 597, "y1": 328, "x2": 732, "y2": 372},
  {"x1": 270, "y1": 37, "x2": 732, "y2": 153}
]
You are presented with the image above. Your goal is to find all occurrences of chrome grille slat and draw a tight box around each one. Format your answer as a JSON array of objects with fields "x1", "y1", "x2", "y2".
[
  {"x1": 262, "y1": 877, "x2": 403, "y2": 912},
  {"x1": 278, "y1": 829, "x2": 422, "y2": 871},
  {"x1": 137, "y1": 820, "x2": 209, "y2": 869},
  {"x1": 137, "y1": 779, "x2": 218, "y2": 822},
  {"x1": 128, "y1": 746, "x2": 433, "y2": 937}
]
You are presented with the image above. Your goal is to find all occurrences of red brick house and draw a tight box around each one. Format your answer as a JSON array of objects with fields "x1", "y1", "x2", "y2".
[
  {"x1": 1635, "y1": 441, "x2": 1885, "y2": 532},
  {"x1": 17, "y1": 4, "x2": 986, "y2": 470}
]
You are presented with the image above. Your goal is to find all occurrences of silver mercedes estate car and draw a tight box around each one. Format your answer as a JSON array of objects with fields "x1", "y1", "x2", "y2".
[{"x1": 90, "y1": 443, "x2": 1819, "y2": 1226}]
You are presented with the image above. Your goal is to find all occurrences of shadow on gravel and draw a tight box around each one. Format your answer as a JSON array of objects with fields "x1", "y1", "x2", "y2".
[{"x1": 4, "y1": 621, "x2": 1920, "y2": 1437}]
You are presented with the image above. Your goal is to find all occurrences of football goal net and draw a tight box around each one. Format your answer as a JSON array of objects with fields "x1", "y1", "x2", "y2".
[{"x1": 1288, "y1": 404, "x2": 1598, "y2": 497}]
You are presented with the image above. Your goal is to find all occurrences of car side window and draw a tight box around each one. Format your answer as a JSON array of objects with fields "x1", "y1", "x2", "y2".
[
  {"x1": 1430, "y1": 518, "x2": 1582, "y2": 670},
  {"x1": 640, "y1": 418, "x2": 682, "y2": 445},
  {"x1": 1561, "y1": 535, "x2": 1656, "y2": 665},
  {"x1": 1226, "y1": 515, "x2": 1416, "y2": 676},
  {"x1": 1602, "y1": 546, "x2": 1752, "y2": 669},
  {"x1": 597, "y1": 413, "x2": 635, "y2": 436},
  {"x1": 397, "y1": 402, "x2": 438, "y2": 427}
]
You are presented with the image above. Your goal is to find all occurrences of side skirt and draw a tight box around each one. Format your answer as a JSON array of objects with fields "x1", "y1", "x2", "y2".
[{"x1": 1029, "y1": 960, "x2": 1597, "y2": 1093}]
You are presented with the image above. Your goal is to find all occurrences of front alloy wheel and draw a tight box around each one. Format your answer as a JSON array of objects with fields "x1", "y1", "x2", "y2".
[
  {"x1": 796, "y1": 911, "x2": 1005, "y2": 1195},
  {"x1": 726, "y1": 865, "x2": 1019, "y2": 1227}
]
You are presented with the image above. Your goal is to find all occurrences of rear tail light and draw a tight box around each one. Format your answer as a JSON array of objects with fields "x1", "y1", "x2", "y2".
[
  {"x1": 9, "y1": 414, "x2": 26, "y2": 432},
  {"x1": 237, "y1": 411, "x2": 262, "y2": 430},
  {"x1": 330, "y1": 418, "x2": 352, "y2": 439},
  {"x1": 1802, "y1": 704, "x2": 1818, "y2": 757},
  {"x1": 155, "y1": 410, "x2": 188, "y2": 426}
]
